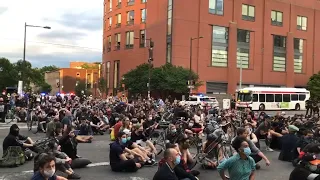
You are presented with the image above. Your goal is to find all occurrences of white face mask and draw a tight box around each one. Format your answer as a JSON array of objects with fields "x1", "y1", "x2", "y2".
[{"x1": 44, "y1": 169, "x2": 55, "y2": 177}]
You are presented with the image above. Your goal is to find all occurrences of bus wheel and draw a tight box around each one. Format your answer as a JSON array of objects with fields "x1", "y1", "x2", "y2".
[
  {"x1": 259, "y1": 104, "x2": 265, "y2": 111},
  {"x1": 295, "y1": 104, "x2": 300, "y2": 110}
]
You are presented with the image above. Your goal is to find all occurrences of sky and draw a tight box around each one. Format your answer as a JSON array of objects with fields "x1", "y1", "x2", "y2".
[{"x1": 0, "y1": 0, "x2": 103, "y2": 68}]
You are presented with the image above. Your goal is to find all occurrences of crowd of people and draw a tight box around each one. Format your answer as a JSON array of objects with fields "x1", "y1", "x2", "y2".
[{"x1": 1, "y1": 93, "x2": 320, "y2": 180}]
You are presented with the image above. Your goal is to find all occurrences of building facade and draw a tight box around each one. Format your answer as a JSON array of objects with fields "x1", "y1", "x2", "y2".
[{"x1": 102, "y1": 0, "x2": 320, "y2": 94}]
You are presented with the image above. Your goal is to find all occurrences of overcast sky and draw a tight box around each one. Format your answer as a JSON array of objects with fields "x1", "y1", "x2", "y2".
[{"x1": 0, "y1": 0, "x2": 103, "y2": 68}]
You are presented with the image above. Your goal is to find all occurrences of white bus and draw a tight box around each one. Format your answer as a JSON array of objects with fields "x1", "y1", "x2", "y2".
[{"x1": 236, "y1": 87, "x2": 310, "y2": 111}]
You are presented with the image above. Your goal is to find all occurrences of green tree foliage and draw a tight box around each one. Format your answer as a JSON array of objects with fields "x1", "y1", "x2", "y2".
[
  {"x1": 122, "y1": 63, "x2": 199, "y2": 95},
  {"x1": 307, "y1": 72, "x2": 320, "y2": 100},
  {"x1": 98, "y1": 77, "x2": 107, "y2": 95},
  {"x1": 39, "y1": 82, "x2": 52, "y2": 93},
  {"x1": 0, "y1": 58, "x2": 19, "y2": 90},
  {"x1": 38, "y1": 65, "x2": 59, "y2": 75},
  {"x1": 80, "y1": 63, "x2": 99, "y2": 69},
  {"x1": 75, "y1": 81, "x2": 89, "y2": 96}
]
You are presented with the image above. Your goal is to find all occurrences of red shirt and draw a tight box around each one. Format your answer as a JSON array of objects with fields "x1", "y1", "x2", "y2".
[{"x1": 114, "y1": 121, "x2": 123, "y2": 137}]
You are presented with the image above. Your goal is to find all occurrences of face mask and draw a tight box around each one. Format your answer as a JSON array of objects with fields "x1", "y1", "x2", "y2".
[
  {"x1": 174, "y1": 155, "x2": 181, "y2": 165},
  {"x1": 243, "y1": 147, "x2": 251, "y2": 156},
  {"x1": 127, "y1": 137, "x2": 131, "y2": 141},
  {"x1": 121, "y1": 138, "x2": 127, "y2": 144},
  {"x1": 188, "y1": 123, "x2": 194, "y2": 127},
  {"x1": 171, "y1": 129, "x2": 177, "y2": 133},
  {"x1": 44, "y1": 169, "x2": 55, "y2": 177},
  {"x1": 247, "y1": 128, "x2": 252, "y2": 134}
]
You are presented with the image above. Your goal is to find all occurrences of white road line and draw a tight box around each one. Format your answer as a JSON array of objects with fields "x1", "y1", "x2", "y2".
[{"x1": 17, "y1": 162, "x2": 110, "y2": 174}]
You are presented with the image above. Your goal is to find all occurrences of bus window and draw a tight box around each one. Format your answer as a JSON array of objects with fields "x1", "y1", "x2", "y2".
[
  {"x1": 283, "y1": 94, "x2": 290, "y2": 102},
  {"x1": 275, "y1": 94, "x2": 282, "y2": 102},
  {"x1": 266, "y1": 94, "x2": 274, "y2": 102},
  {"x1": 252, "y1": 94, "x2": 258, "y2": 102},
  {"x1": 259, "y1": 94, "x2": 265, "y2": 102},
  {"x1": 299, "y1": 94, "x2": 306, "y2": 101},
  {"x1": 291, "y1": 94, "x2": 298, "y2": 101},
  {"x1": 238, "y1": 93, "x2": 252, "y2": 102}
]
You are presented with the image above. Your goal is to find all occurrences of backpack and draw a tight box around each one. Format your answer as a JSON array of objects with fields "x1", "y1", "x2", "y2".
[{"x1": 0, "y1": 146, "x2": 26, "y2": 167}]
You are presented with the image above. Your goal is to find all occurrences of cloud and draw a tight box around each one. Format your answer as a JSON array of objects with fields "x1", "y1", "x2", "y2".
[
  {"x1": 0, "y1": 7, "x2": 7, "y2": 15},
  {"x1": 46, "y1": 11, "x2": 102, "y2": 31},
  {"x1": 37, "y1": 30, "x2": 87, "y2": 42}
]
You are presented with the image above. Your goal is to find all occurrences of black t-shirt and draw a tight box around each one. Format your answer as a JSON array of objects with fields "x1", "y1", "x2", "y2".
[
  {"x1": 109, "y1": 141, "x2": 125, "y2": 166},
  {"x1": 254, "y1": 121, "x2": 270, "y2": 136},
  {"x1": 131, "y1": 132, "x2": 148, "y2": 143},
  {"x1": 2, "y1": 134, "x2": 28, "y2": 153}
]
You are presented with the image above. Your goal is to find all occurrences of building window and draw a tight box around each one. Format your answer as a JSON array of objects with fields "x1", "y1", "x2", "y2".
[
  {"x1": 271, "y1": 10, "x2": 283, "y2": 26},
  {"x1": 106, "y1": 61, "x2": 110, "y2": 88},
  {"x1": 297, "y1": 16, "x2": 307, "y2": 31},
  {"x1": 166, "y1": 43, "x2": 172, "y2": 63},
  {"x1": 113, "y1": 60, "x2": 120, "y2": 89},
  {"x1": 116, "y1": 0, "x2": 122, "y2": 8},
  {"x1": 126, "y1": 11, "x2": 134, "y2": 25},
  {"x1": 127, "y1": 0, "x2": 134, "y2": 6},
  {"x1": 116, "y1": 14, "x2": 121, "y2": 28},
  {"x1": 109, "y1": 0, "x2": 112, "y2": 11},
  {"x1": 294, "y1": 38, "x2": 303, "y2": 73},
  {"x1": 141, "y1": 0, "x2": 146, "y2": 3},
  {"x1": 237, "y1": 29, "x2": 250, "y2": 69},
  {"x1": 115, "y1": 33, "x2": 121, "y2": 50},
  {"x1": 242, "y1": 4, "x2": 255, "y2": 21},
  {"x1": 107, "y1": 17, "x2": 112, "y2": 30},
  {"x1": 107, "y1": 35, "x2": 111, "y2": 52},
  {"x1": 273, "y1": 35, "x2": 286, "y2": 72},
  {"x1": 141, "y1": 9, "x2": 146, "y2": 23},
  {"x1": 166, "y1": 0, "x2": 173, "y2": 63},
  {"x1": 140, "y1": 30, "x2": 146, "y2": 48},
  {"x1": 125, "y1": 31, "x2": 134, "y2": 49},
  {"x1": 209, "y1": 0, "x2": 223, "y2": 15},
  {"x1": 211, "y1": 26, "x2": 229, "y2": 67}
]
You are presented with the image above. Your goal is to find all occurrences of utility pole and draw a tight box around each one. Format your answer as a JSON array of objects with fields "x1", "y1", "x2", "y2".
[
  {"x1": 189, "y1": 36, "x2": 203, "y2": 96},
  {"x1": 147, "y1": 38, "x2": 154, "y2": 100}
]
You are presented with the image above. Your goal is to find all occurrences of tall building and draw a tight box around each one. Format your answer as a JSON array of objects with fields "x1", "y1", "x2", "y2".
[{"x1": 102, "y1": 0, "x2": 320, "y2": 95}]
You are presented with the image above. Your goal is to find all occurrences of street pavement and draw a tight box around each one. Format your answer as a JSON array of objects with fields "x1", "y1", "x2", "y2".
[{"x1": 0, "y1": 128, "x2": 294, "y2": 180}]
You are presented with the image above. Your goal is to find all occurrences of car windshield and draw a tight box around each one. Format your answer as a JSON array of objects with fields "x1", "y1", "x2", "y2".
[
  {"x1": 237, "y1": 93, "x2": 252, "y2": 102},
  {"x1": 188, "y1": 97, "x2": 197, "y2": 101}
]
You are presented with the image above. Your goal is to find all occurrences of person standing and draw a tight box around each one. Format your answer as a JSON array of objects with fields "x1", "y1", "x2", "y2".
[{"x1": 0, "y1": 97, "x2": 6, "y2": 123}]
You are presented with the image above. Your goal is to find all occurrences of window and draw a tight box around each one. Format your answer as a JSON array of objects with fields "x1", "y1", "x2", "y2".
[
  {"x1": 299, "y1": 94, "x2": 306, "y2": 101},
  {"x1": 126, "y1": 11, "x2": 134, "y2": 25},
  {"x1": 107, "y1": 35, "x2": 111, "y2": 52},
  {"x1": 141, "y1": 0, "x2": 146, "y2": 3},
  {"x1": 283, "y1": 94, "x2": 290, "y2": 102},
  {"x1": 140, "y1": 30, "x2": 145, "y2": 47},
  {"x1": 237, "y1": 29, "x2": 250, "y2": 69},
  {"x1": 127, "y1": 0, "x2": 134, "y2": 6},
  {"x1": 166, "y1": 43, "x2": 172, "y2": 63},
  {"x1": 209, "y1": 0, "x2": 224, "y2": 15},
  {"x1": 273, "y1": 35, "x2": 286, "y2": 72},
  {"x1": 125, "y1": 31, "x2": 134, "y2": 49},
  {"x1": 259, "y1": 94, "x2": 265, "y2": 102},
  {"x1": 76, "y1": 72, "x2": 80, "y2": 77},
  {"x1": 252, "y1": 94, "x2": 258, "y2": 102},
  {"x1": 297, "y1": 16, "x2": 307, "y2": 31},
  {"x1": 242, "y1": 4, "x2": 255, "y2": 21},
  {"x1": 108, "y1": 17, "x2": 112, "y2": 30},
  {"x1": 116, "y1": 14, "x2": 121, "y2": 27},
  {"x1": 291, "y1": 94, "x2": 298, "y2": 101},
  {"x1": 106, "y1": 61, "x2": 110, "y2": 88},
  {"x1": 115, "y1": 33, "x2": 121, "y2": 50},
  {"x1": 211, "y1": 26, "x2": 229, "y2": 67},
  {"x1": 275, "y1": 94, "x2": 282, "y2": 102},
  {"x1": 116, "y1": 0, "x2": 122, "y2": 8},
  {"x1": 109, "y1": 0, "x2": 112, "y2": 11},
  {"x1": 271, "y1": 10, "x2": 283, "y2": 26},
  {"x1": 113, "y1": 60, "x2": 120, "y2": 89},
  {"x1": 266, "y1": 94, "x2": 274, "y2": 102},
  {"x1": 294, "y1": 38, "x2": 303, "y2": 73},
  {"x1": 141, "y1": 9, "x2": 146, "y2": 23}
]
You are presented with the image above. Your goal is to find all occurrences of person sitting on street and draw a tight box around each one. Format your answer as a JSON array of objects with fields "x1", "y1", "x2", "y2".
[
  {"x1": 202, "y1": 134, "x2": 225, "y2": 169},
  {"x1": 279, "y1": 125, "x2": 300, "y2": 162},
  {"x1": 153, "y1": 148, "x2": 181, "y2": 180},
  {"x1": 131, "y1": 123, "x2": 157, "y2": 156},
  {"x1": 177, "y1": 135, "x2": 196, "y2": 170},
  {"x1": 32, "y1": 154, "x2": 67, "y2": 180},
  {"x1": 109, "y1": 131, "x2": 142, "y2": 172},
  {"x1": 77, "y1": 116, "x2": 94, "y2": 141},
  {"x1": 2, "y1": 124, "x2": 35, "y2": 159}
]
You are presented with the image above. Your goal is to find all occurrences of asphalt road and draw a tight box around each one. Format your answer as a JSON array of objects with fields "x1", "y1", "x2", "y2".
[{"x1": 0, "y1": 125, "x2": 295, "y2": 180}]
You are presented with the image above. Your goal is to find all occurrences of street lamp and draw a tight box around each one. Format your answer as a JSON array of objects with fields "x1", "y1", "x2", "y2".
[
  {"x1": 189, "y1": 36, "x2": 203, "y2": 95},
  {"x1": 134, "y1": 37, "x2": 154, "y2": 100}
]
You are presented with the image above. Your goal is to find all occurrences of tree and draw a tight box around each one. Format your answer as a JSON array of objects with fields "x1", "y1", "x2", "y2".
[
  {"x1": 122, "y1": 63, "x2": 200, "y2": 96},
  {"x1": 39, "y1": 82, "x2": 52, "y2": 93},
  {"x1": 80, "y1": 63, "x2": 99, "y2": 69},
  {"x1": 98, "y1": 77, "x2": 107, "y2": 95},
  {"x1": 0, "y1": 58, "x2": 19, "y2": 90},
  {"x1": 75, "y1": 81, "x2": 89, "y2": 96},
  {"x1": 39, "y1": 65, "x2": 59, "y2": 75},
  {"x1": 307, "y1": 72, "x2": 320, "y2": 100}
]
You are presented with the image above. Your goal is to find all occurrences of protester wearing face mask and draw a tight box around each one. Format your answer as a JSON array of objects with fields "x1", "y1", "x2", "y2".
[
  {"x1": 32, "y1": 154, "x2": 67, "y2": 180},
  {"x1": 143, "y1": 114, "x2": 158, "y2": 137},
  {"x1": 131, "y1": 124, "x2": 157, "y2": 155},
  {"x1": 153, "y1": 148, "x2": 181, "y2": 180},
  {"x1": 218, "y1": 136, "x2": 256, "y2": 180}
]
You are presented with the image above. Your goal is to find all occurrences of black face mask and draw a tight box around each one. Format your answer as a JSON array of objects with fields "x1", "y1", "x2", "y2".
[{"x1": 11, "y1": 130, "x2": 19, "y2": 136}]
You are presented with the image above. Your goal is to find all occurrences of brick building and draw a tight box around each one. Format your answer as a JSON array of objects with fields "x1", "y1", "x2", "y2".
[
  {"x1": 45, "y1": 63, "x2": 100, "y2": 95},
  {"x1": 102, "y1": 0, "x2": 320, "y2": 95}
]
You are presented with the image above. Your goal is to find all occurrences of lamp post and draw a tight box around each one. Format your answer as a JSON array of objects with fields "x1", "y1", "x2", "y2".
[
  {"x1": 189, "y1": 36, "x2": 203, "y2": 95},
  {"x1": 135, "y1": 37, "x2": 154, "y2": 100}
]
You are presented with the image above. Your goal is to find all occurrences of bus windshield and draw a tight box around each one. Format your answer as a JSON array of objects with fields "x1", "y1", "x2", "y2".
[{"x1": 237, "y1": 93, "x2": 252, "y2": 102}]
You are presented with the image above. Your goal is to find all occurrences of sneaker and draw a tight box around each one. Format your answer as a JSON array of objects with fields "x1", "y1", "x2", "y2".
[
  {"x1": 67, "y1": 173, "x2": 81, "y2": 179},
  {"x1": 266, "y1": 147, "x2": 274, "y2": 152},
  {"x1": 144, "y1": 160, "x2": 156, "y2": 167},
  {"x1": 255, "y1": 164, "x2": 261, "y2": 170}
]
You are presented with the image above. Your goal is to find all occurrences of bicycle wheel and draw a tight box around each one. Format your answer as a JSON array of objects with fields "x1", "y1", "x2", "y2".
[
  {"x1": 219, "y1": 143, "x2": 233, "y2": 159},
  {"x1": 30, "y1": 115, "x2": 39, "y2": 134},
  {"x1": 149, "y1": 131, "x2": 165, "y2": 155}
]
